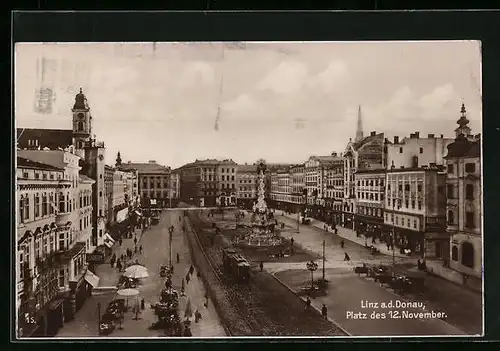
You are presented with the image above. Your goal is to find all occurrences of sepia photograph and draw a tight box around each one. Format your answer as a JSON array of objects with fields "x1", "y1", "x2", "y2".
[{"x1": 14, "y1": 41, "x2": 483, "y2": 339}]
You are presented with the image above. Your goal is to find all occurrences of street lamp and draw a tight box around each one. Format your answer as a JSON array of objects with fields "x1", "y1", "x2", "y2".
[
  {"x1": 306, "y1": 260, "x2": 318, "y2": 292},
  {"x1": 168, "y1": 225, "x2": 174, "y2": 267}
]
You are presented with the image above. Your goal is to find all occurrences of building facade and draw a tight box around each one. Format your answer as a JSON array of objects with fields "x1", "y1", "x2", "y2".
[
  {"x1": 445, "y1": 104, "x2": 482, "y2": 278},
  {"x1": 355, "y1": 169, "x2": 386, "y2": 238},
  {"x1": 270, "y1": 168, "x2": 292, "y2": 211},
  {"x1": 16, "y1": 150, "x2": 96, "y2": 337},
  {"x1": 216, "y1": 160, "x2": 238, "y2": 207},
  {"x1": 387, "y1": 132, "x2": 454, "y2": 170},
  {"x1": 384, "y1": 166, "x2": 447, "y2": 256},
  {"x1": 169, "y1": 171, "x2": 180, "y2": 207},
  {"x1": 119, "y1": 161, "x2": 171, "y2": 208},
  {"x1": 104, "y1": 165, "x2": 114, "y2": 225},
  {"x1": 236, "y1": 164, "x2": 257, "y2": 209},
  {"x1": 289, "y1": 164, "x2": 305, "y2": 212},
  {"x1": 178, "y1": 159, "x2": 219, "y2": 207}
]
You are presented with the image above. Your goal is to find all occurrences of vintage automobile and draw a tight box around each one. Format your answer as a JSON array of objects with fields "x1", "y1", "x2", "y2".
[{"x1": 354, "y1": 264, "x2": 370, "y2": 276}]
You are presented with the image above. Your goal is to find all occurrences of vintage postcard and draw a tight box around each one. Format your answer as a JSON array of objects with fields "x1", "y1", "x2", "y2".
[{"x1": 14, "y1": 41, "x2": 483, "y2": 339}]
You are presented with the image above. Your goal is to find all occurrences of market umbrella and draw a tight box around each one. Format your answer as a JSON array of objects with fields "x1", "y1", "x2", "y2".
[
  {"x1": 123, "y1": 265, "x2": 149, "y2": 279},
  {"x1": 117, "y1": 288, "x2": 140, "y2": 311}
]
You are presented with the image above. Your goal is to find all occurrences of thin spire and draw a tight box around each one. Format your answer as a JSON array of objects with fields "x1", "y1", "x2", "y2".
[
  {"x1": 355, "y1": 105, "x2": 364, "y2": 142},
  {"x1": 214, "y1": 45, "x2": 225, "y2": 131}
]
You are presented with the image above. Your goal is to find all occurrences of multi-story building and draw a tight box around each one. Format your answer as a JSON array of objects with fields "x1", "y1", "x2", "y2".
[
  {"x1": 355, "y1": 169, "x2": 386, "y2": 238},
  {"x1": 216, "y1": 159, "x2": 238, "y2": 207},
  {"x1": 304, "y1": 155, "x2": 343, "y2": 220},
  {"x1": 119, "y1": 160, "x2": 171, "y2": 208},
  {"x1": 104, "y1": 165, "x2": 114, "y2": 225},
  {"x1": 236, "y1": 164, "x2": 258, "y2": 209},
  {"x1": 445, "y1": 104, "x2": 482, "y2": 278},
  {"x1": 16, "y1": 156, "x2": 67, "y2": 337},
  {"x1": 343, "y1": 122, "x2": 386, "y2": 230},
  {"x1": 384, "y1": 165, "x2": 447, "y2": 256},
  {"x1": 177, "y1": 159, "x2": 220, "y2": 207},
  {"x1": 323, "y1": 157, "x2": 344, "y2": 225},
  {"x1": 289, "y1": 164, "x2": 305, "y2": 213},
  {"x1": 169, "y1": 171, "x2": 180, "y2": 207},
  {"x1": 270, "y1": 168, "x2": 292, "y2": 211},
  {"x1": 112, "y1": 169, "x2": 129, "y2": 223},
  {"x1": 121, "y1": 169, "x2": 138, "y2": 207},
  {"x1": 16, "y1": 149, "x2": 97, "y2": 337},
  {"x1": 386, "y1": 132, "x2": 454, "y2": 170}
]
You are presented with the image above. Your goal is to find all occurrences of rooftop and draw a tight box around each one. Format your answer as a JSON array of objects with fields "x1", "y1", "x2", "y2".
[
  {"x1": 118, "y1": 161, "x2": 170, "y2": 173},
  {"x1": 445, "y1": 134, "x2": 481, "y2": 159},
  {"x1": 17, "y1": 156, "x2": 64, "y2": 171},
  {"x1": 17, "y1": 149, "x2": 73, "y2": 170},
  {"x1": 79, "y1": 174, "x2": 95, "y2": 183},
  {"x1": 17, "y1": 128, "x2": 73, "y2": 150}
]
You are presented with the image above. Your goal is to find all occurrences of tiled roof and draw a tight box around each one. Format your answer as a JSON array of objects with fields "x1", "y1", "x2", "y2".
[
  {"x1": 119, "y1": 162, "x2": 170, "y2": 173},
  {"x1": 17, "y1": 150, "x2": 68, "y2": 169},
  {"x1": 17, "y1": 156, "x2": 64, "y2": 171},
  {"x1": 353, "y1": 132, "x2": 384, "y2": 150},
  {"x1": 17, "y1": 128, "x2": 73, "y2": 150}
]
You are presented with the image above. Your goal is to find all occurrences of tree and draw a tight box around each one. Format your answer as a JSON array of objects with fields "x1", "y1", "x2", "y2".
[{"x1": 306, "y1": 261, "x2": 318, "y2": 291}]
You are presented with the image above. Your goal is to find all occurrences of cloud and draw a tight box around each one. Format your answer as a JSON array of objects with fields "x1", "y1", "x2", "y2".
[
  {"x1": 308, "y1": 60, "x2": 349, "y2": 92},
  {"x1": 258, "y1": 60, "x2": 309, "y2": 94},
  {"x1": 177, "y1": 61, "x2": 216, "y2": 89},
  {"x1": 418, "y1": 84, "x2": 456, "y2": 119},
  {"x1": 223, "y1": 94, "x2": 256, "y2": 112}
]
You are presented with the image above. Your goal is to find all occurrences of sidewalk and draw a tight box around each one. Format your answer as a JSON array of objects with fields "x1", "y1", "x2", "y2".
[{"x1": 279, "y1": 211, "x2": 409, "y2": 259}]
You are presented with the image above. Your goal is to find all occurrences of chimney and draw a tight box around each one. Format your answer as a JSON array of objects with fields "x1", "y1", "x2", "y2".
[
  {"x1": 410, "y1": 133, "x2": 416, "y2": 139},
  {"x1": 394, "y1": 136, "x2": 399, "y2": 144},
  {"x1": 428, "y1": 133, "x2": 435, "y2": 138},
  {"x1": 441, "y1": 134, "x2": 444, "y2": 138},
  {"x1": 331, "y1": 151, "x2": 337, "y2": 157},
  {"x1": 370, "y1": 131, "x2": 376, "y2": 136},
  {"x1": 415, "y1": 132, "x2": 420, "y2": 139}
]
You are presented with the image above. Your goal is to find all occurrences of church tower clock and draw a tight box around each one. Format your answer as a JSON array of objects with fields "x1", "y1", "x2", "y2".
[{"x1": 72, "y1": 88, "x2": 92, "y2": 158}]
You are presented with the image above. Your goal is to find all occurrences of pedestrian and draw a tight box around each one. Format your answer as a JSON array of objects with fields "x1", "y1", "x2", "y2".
[
  {"x1": 340, "y1": 240, "x2": 344, "y2": 249},
  {"x1": 181, "y1": 279, "x2": 186, "y2": 296},
  {"x1": 141, "y1": 298, "x2": 145, "y2": 310},
  {"x1": 183, "y1": 324, "x2": 192, "y2": 337},
  {"x1": 116, "y1": 260, "x2": 122, "y2": 272},
  {"x1": 344, "y1": 252, "x2": 350, "y2": 261},
  {"x1": 204, "y1": 295, "x2": 209, "y2": 308},
  {"x1": 305, "y1": 296, "x2": 311, "y2": 310},
  {"x1": 177, "y1": 253, "x2": 180, "y2": 263},
  {"x1": 134, "y1": 246, "x2": 138, "y2": 255},
  {"x1": 290, "y1": 237, "x2": 294, "y2": 246},
  {"x1": 259, "y1": 261, "x2": 264, "y2": 272},
  {"x1": 189, "y1": 265, "x2": 194, "y2": 275},
  {"x1": 334, "y1": 227, "x2": 338, "y2": 234},
  {"x1": 186, "y1": 273, "x2": 190, "y2": 284},
  {"x1": 321, "y1": 304, "x2": 328, "y2": 319},
  {"x1": 134, "y1": 237, "x2": 137, "y2": 246},
  {"x1": 372, "y1": 236, "x2": 376, "y2": 245},
  {"x1": 386, "y1": 242, "x2": 390, "y2": 251},
  {"x1": 139, "y1": 245, "x2": 143, "y2": 254},
  {"x1": 119, "y1": 238, "x2": 123, "y2": 246},
  {"x1": 194, "y1": 309, "x2": 202, "y2": 323}
]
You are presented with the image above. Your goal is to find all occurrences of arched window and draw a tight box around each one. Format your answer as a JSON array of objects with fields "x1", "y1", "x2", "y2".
[
  {"x1": 447, "y1": 210, "x2": 455, "y2": 225},
  {"x1": 77, "y1": 121, "x2": 84, "y2": 132},
  {"x1": 451, "y1": 246, "x2": 458, "y2": 261},
  {"x1": 461, "y1": 242, "x2": 474, "y2": 268}
]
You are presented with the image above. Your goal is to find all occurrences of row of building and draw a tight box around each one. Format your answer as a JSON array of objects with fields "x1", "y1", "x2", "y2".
[
  {"x1": 265, "y1": 104, "x2": 481, "y2": 281},
  {"x1": 15, "y1": 89, "x2": 179, "y2": 337},
  {"x1": 172, "y1": 104, "x2": 482, "y2": 282}
]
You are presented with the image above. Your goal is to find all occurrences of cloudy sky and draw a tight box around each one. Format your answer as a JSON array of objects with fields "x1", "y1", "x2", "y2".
[{"x1": 15, "y1": 41, "x2": 482, "y2": 168}]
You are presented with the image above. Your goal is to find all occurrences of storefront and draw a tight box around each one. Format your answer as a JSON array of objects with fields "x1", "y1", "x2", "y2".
[
  {"x1": 355, "y1": 215, "x2": 384, "y2": 237},
  {"x1": 392, "y1": 227, "x2": 425, "y2": 255},
  {"x1": 342, "y1": 213, "x2": 355, "y2": 231}
]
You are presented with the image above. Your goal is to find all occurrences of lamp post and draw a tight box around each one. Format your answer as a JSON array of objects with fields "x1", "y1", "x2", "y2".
[
  {"x1": 97, "y1": 302, "x2": 101, "y2": 335},
  {"x1": 168, "y1": 225, "x2": 174, "y2": 267},
  {"x1": 306, "y1": 260, "x2": 318, "y2": 291}
]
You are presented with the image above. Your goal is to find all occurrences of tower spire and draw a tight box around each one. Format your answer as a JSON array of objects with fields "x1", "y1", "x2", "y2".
[
  {"x1": 116, "y1": 151, "x2": 122, "y2": 167},
  {"x1": 355, "y1": 105, "x2": 364, "y2": 142}
]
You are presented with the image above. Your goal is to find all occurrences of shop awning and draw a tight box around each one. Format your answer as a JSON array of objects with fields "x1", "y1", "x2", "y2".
[
  {"x1": 84, "y1": 270, "x2": 100, "y2": 288},
  {"x1": 103, "y1": 233, "x2": 115, "y2": 248}
]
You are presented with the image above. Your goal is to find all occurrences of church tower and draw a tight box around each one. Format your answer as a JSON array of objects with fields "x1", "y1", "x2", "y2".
[
  {"x1": 115, "y1": 151, "x2": 122, "y2": 168},
  {"x1": 355, "y1": 105, "x2": 364, "y2": 143},
  {"x1": 72, "y1": 88, "x2": 92, "y2": 158},
  {"x1": 455, "y1": 102, "x2": 473, "y2": 140}
]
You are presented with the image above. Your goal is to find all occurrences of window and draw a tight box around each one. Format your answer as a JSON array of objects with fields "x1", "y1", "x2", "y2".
[
  {"x1": 100, "y1": 174, "x2": 103, "y2": 179},
  {"x1": 447, "y1": 164, "x2": 454, "y2": 174},
  {"x1": 42, "y1": 193, "x2": 48, "y2": 216},
  {"x1": 461, "y1": 242, "x2": 474, "y2": 268},
  {"x1": 419, "y1": 147, "x2": 423, "y2": 154},
  {"x1": 465, "y1": 163, "x2": 476, "y2": 173},
  {"x1": 49, "y1": 194, "x2": 54, "y2": 214},
  {"x1": 413, "y1": 220, "x2": 417, "y2": 229},
  {"x1": 35, "y1": 173, "x2": 40, "y2": 179},
  {"x1": 451, "y1": 246, "x2": 458, "y2": 261},
  {"x1": 465, "y1": 211, "x2": 474, "y2": 228},
  {"x1": 34, "y1": 193, "x2": 40, "y2": 217},
  {"x1": 58, "y1": 233, "x2": 65, "y2": 251},
  {"x1": 42, "y1": 173, "x2": 47, "y2": 180},
  {"x1": 447, "y1": 210, "x2": 454, "y2": 225},
  {"x1": 99, "y1": 191, "x2": 103, "y2": 197},
  {"x1": 59, "y1": 269, "x2": 65, "y2": 288},
  {"x1": 23, "y1": 172, "x2": 29, "y2": 178},
  {"x1": 447, "y1": 184, "x2": 454, "y2": 199},
  {"x1": 99, "y1": 229, "x2": 103, "y2": 238},
  {"x1": 411, "y1": 200, "x2": 415, "y2": 209},
  {"x1": 19, "y1": 196, "x2": 24, "y2": 223},
  {"x1": 77, "y1": 121, "x2": 84, "y2": 132},
  {"x1": 79, "y1": 219, "x2": 83, "y2": 231},
  {"x1": 398, "y1": 184, "x2": 402, "y2": 191},
  {"x1": 407, "y1": 218, "x2": 411, "y2": 227},
  {"x1": 405, "y1": 200, "x2": 409, "y2": 208},
  {"x1": 395, "y1": 217, "x2": 399, "y2": 225},
  {"x1": 399, "y1": 147, "x2": 403, "y2": 153},
  {"x1": 466, "y1": 184, "x2": 474, "y2": 200},
  {"x1": 404, "y1": 184, "x2": 410, "y2": 191}
]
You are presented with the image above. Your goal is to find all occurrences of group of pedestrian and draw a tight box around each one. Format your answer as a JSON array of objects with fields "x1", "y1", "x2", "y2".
[{"x1": 303, "y1": 296, "x2": 328, "y2": 321}]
